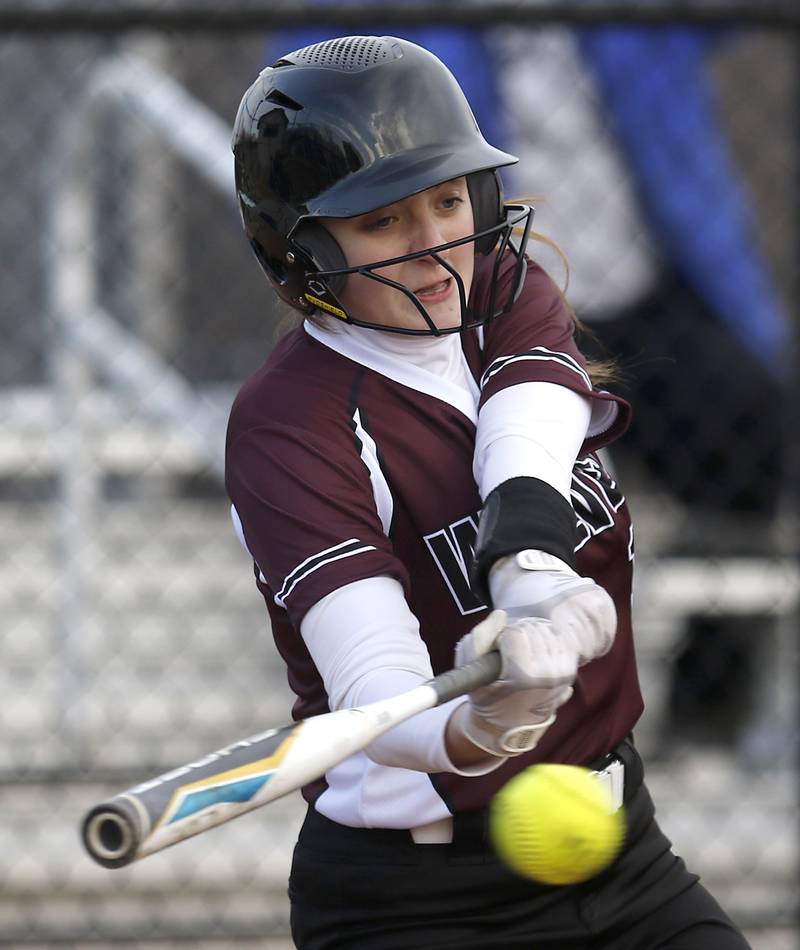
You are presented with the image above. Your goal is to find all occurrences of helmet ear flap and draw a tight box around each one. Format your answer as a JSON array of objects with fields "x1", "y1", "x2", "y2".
[
  {"x1": 292, "y1": 221, "x2": 348, "y2": 296},
  {"x1": 467, "y1": 170, "x2": 505, "y2": 255}
]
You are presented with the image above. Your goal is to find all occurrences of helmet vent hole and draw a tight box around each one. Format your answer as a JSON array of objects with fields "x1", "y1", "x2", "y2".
[{"x1": 289, "y1": 37, "x2": 391, "y2": 72}]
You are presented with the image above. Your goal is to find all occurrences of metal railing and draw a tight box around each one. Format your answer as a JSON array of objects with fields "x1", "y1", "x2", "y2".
[{"x1": 43, "y1": 52, "x2": 234, "y2": 763}]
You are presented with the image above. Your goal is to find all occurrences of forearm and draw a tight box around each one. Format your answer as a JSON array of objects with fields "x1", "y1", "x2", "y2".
[
  {"x1": 301, "y1": 576, "x2": 501, "y2": 775},
  {"x1": 445, "y1": 702, "x2": 511, "y2": 767}
]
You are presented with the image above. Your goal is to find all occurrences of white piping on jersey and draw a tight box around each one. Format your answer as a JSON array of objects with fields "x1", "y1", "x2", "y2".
[
  {"x1": 479, "y1": 345, "x2": 618, "y2": 439},
  {"x1": 304, "y1": 319, "x2": 480, "y2": 424},
  {"x1": 275, "y1": 538, "x2": 377, "y2": 607},
  {"x1": 230, "y1": 503, "x2": 268, "y2": 583},
  {"x1": 351, "y1": 408, "x2": 394, "y2": 535},
  {"x1": 481, "y1": 346, "x2": 592, "y2": 391}
]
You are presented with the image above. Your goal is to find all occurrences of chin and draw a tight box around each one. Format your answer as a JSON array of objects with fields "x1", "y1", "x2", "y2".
[{"x1": 431, "y1": 307, "x2": 463, "y2": 331}]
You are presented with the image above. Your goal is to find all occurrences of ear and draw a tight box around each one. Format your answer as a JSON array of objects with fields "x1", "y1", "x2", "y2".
[
  {"x1": 292, "y1": 221, "x2": 348, "y2": 295},
  {"x1": 467, "y1": 170, "x2": 505, "y2": 255}
]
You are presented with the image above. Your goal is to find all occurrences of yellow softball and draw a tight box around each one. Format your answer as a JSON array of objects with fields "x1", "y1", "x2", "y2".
[{"x1": 489, "y1": 764, "x2": 625, "y2": 885}]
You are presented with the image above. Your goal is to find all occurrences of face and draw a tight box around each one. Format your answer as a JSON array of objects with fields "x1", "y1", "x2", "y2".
[{"x1": 320, "y1": 178, "x2": 475, "y2": 333}]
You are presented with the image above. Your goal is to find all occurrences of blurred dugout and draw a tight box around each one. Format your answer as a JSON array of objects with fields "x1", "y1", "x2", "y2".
[{"x1": 0, "y1": 5, "x2": 797, "y2": 946}]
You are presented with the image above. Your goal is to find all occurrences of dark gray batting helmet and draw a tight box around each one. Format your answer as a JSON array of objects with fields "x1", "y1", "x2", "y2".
[{"x1": 232, "y1": 35, "x2": 533, "y2": 335}]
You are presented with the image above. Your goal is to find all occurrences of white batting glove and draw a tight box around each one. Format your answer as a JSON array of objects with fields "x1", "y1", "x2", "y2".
[
  {"x1": 489, "y1": 550, "x2": 617, "y2": 666},
  {"x1": 452, "y1": 609, "x2": 578, "y2": 756}
]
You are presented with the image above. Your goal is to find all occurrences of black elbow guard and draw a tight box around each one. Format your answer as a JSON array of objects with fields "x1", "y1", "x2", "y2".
[{"x1": 472, "y1": 476, "x2": 578, "y2": 602}]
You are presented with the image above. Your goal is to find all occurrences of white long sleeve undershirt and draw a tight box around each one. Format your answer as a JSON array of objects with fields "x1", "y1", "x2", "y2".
[{"x1": 474, "y1": 381, "x2": 592, "y2": 501}]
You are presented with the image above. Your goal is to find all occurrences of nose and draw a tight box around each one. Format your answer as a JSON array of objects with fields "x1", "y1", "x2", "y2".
[{"x1": 408, "y1": 212, "x2": 448, "y2": 258}]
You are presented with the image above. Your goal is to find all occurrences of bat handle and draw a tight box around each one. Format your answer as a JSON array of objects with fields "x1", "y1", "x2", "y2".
[{"x1": 429, "y1": 650, "x2": 501, "y2": 705}]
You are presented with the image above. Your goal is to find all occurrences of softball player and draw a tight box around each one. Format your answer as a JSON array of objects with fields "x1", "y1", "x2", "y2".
[{"x1": 226, "y1": 35, "x2": 752, "y2": 950}]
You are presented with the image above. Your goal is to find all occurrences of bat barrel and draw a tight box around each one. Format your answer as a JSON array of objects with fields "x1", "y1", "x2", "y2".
[
  {"x1": 79, "y1": 655, "x2": 503, "y2": 868},
  {"x1": 82, "y1": 801, "x2": 142, "y2": 868},
  {"x1": 80, "y1": 724, "x2": 301, "y2": 868}
]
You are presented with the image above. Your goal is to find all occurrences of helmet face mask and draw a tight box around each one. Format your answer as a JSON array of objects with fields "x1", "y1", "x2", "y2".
[
  {"x1": 298, "y1": 202, "x2": 533, "y2": 336},
  {"x1": 232, "y1": 35, "x2": 533, "y2": 335}
]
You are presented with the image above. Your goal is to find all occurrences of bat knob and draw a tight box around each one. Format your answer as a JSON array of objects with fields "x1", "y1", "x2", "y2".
[{"x1": 82, "y1": 806, "x2": 139, "y2": 868}]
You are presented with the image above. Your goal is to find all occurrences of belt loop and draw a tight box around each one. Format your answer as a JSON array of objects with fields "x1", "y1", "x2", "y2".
[
  {"x1": 592, "y1": 759, "x2": 625, "y2": 811},
  {"x1": 615, "y1": 735, "x2": 644, "y2": 800},
  {"x1": 410, "y1": 817, "x2": 454, "y2": 844}
]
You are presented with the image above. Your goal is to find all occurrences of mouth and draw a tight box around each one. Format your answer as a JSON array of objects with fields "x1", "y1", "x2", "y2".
[{"x1": 414, "y1": 277, "x2": 453, "y2": 302}]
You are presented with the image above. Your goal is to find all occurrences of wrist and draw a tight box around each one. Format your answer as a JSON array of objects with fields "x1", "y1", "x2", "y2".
[
  {"x1": 445, "y1": 703, "x2": 505, "y2": 767},
  {"x1": 471, "y1": 477, "x2": 579, "y2": 602},
  {"x1": 488, "y1": 549, "x2": 578, "y2": 609},
  {"x1": 453, "y1": 702, "x2": 556, "y2": 757}
]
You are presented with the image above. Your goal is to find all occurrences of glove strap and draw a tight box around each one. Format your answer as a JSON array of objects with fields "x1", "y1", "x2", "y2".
[
  {"x1": 456, "y1": 703, "x2": 557, "y2": 757},
  {"x1": 498, "y1": 714, "x2": 557, "y2": 754},
  {"x1": 513, "y1": 549, "x2": 576, "y2": 574}
]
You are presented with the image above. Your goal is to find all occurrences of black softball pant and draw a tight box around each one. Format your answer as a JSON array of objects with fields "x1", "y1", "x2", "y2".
[{"x1": 288, "y1": 745, "x2": 752, "y2": 950}]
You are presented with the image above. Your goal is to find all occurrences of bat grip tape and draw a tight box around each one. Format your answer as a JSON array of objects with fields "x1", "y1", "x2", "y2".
[{"x1": 429, "y1": 651, "x2": 501, "y2": 705}]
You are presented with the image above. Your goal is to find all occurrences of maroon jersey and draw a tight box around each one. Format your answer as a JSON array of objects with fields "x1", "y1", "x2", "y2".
[{"x1": 226, "y1": 259, "x2": 642, "y2": 815}]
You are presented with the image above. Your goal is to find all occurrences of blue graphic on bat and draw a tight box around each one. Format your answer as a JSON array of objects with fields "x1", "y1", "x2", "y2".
[{"x1": 169, "y1": 775, "x2": 271, "y2": 824}]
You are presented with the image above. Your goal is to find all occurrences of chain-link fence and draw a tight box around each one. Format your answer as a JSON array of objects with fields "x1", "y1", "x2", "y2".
[{"x1": 1, "y1": 2, "x2": 797, "y2": 946}]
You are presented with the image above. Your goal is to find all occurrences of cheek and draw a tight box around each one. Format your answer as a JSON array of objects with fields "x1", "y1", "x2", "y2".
[
  {"x1": 335, "y1": 237, "x2": 403, "y2": 303},
  {"x1": 339, "y1": 267, "x2": 404, "y2": 315},
  {"x1": 455, "y1": 244, "x2": 475, "y2": 295}
]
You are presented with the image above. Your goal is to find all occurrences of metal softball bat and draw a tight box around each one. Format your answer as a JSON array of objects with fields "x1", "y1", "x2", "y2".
[{"x1": 81, "y1": 650, "x2": 501, "y2": 868}]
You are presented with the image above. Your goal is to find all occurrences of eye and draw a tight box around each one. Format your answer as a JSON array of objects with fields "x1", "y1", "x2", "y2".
[
  {"x1": 367, "y1": 214, "x2": 397, "y2": 231},
  {"x1": 441, "y1": 195, "x2": 465, "y2": 211}
]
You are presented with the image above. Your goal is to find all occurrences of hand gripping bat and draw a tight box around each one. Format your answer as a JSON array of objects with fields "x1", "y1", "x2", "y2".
[{"x1": 81, "y1": 651, "x2": 501, "y2": 868}]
